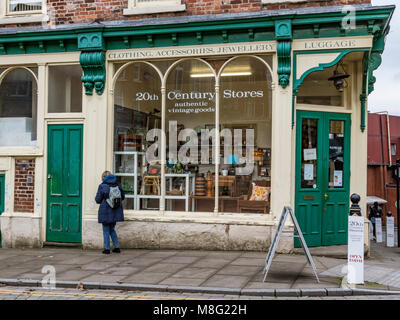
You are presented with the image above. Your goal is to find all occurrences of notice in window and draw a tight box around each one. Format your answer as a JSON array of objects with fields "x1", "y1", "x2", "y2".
[
  {"x1": 333, "y1": 170, "x2": 343, "y2": 187},
  {"x1": 304, "y1": 164, "x2": 314, "y2": 181},
  {"x1": 304, "y1": 148, "x2": 317, "y2": 161}
]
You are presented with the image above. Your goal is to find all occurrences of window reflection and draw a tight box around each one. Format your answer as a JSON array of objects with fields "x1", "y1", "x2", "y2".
[
  {"x1": 328, "y1": 120, "x2": 345, "y2": 189},
  {"x1": 301, "y1": 118, "x2": 318, "y2": 189},
  {"x1": 0, "y1": 68, "x2": 37, "y2": 147}
]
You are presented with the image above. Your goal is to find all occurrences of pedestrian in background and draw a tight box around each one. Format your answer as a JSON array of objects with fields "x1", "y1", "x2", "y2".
[
  {"x1": 95, "y1": 170, "x2": 125, "y2": 254},
  {"x1": 369, "y1": 201, "x2": 382, "y2": 241}
]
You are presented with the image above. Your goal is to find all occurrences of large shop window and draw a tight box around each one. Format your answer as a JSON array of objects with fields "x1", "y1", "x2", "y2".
[
  {"x1": 114, "y1": 62, "x2": 162, "y2": 211},
  {"x1": 48, "y1": 65, "x2": 82, "y2": 113},
  {"x1": 219, "y1": 57, "x2": 272, "y2": 213},
  {"x1": 165, "y1": 59, "x2": 216, "y2": 213},
  {"x1": 0, "y1": 67, "x2": 38, "y2": 147},
  {"x1": 113, "y1": 56, "x2": 273, "y2": 214}
]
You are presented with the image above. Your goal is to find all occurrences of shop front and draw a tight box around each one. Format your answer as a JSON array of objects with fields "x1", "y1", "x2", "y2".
[{"x1": 0, "y1": 5, "x2": 394, "y2": 252}]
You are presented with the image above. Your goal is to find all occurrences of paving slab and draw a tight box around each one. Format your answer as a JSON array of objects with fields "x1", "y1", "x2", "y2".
[
  {"x1": 55, "y1": 270, "x2": 99, "y2": 281},
  {"x1": 201, "y1": 275, "x2": 250, "y2": 288},
  {"x1": 101, "y1": 266, "x2": 142, "y2": 276},
  {"x1": 123, "y1": 272, "x2": 171, "y2": 284},
  {"x1": 217, "y1": 265, "x2": 262, "y2": 277},
  {"x1": 120, "y1": 257, "x2": 164, "y2": 267},
  {"x1": 80, "y1": 274, "x2": 126, "y2": 283},
  {"x1": 159, "y1": 277, "x2": 206, "y2": 286},
  {"x1": 171, "y1": 267, "x2": 218, "y2": 279},
  {"x1": 160, "y1": 256, "x2": 201, "y2": 264},
  {"x1": 141, "y1": 263, "x2": 187, "y2": 274},
  {"x1": 230, "y1": 258, "x2": 266, "y2": 266},
  {"x1": 57, "y1": 256, "x2": 103, "y2": 265},
  {"x1": 190, "y1": 258, "x2": 233, "y2": 269}
]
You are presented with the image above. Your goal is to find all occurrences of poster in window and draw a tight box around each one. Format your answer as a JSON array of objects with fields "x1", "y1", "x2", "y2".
[
  {"x1": 333, "y1": 170, "x2": 343, "y2": 187},
  {"x1": 304, "y1": 164, "x2": 314, "y2": 181}
]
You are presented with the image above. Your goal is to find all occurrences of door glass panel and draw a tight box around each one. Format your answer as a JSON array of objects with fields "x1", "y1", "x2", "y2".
[
  {"x1": 301, "y1": 118, "x2": 318, "y2": 189},
  {"x1": 328, "y1": 120, "x2": 345, "y2": 188}
]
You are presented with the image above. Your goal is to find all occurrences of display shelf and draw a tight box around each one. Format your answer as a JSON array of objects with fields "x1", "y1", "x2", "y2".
[{"x1": 113, "y1": 151, "x2": 146, "y2": 210}]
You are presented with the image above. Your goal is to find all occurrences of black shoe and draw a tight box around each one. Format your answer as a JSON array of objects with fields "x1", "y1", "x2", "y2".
[
  {"x1": 112, "y1": 248, "x2": 121, "y2": 253},
  {"x1": 102, "y1": 249, "x2": 110, "y2": 254}
]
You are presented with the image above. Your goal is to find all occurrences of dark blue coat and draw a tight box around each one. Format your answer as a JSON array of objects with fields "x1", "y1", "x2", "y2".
[{"x1": 95, "y1": 175, "x2": 125, "y2": 224}]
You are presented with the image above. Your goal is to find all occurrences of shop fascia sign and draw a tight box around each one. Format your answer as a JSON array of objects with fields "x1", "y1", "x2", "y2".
[
  {"x1": 293, "y1": 36, "x2": 373, "y2": 51},
  {"x1": 107, "y1": 41, "x2": 276, "y2": 61},
  {"x1": 136, "y1": 89, "x2": 265, "y2": 115}
]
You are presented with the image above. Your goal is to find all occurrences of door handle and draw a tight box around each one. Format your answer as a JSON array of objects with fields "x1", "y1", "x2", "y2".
[{"x1": 324, "y1": 193, "x2": 328, "y2": 200}]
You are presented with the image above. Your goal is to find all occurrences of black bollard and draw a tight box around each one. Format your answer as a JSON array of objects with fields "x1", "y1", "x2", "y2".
[{"x1": 349, "y1": 193, "x2": 361, "y2": 216}]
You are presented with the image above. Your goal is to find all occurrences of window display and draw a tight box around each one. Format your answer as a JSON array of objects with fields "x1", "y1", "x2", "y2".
[
  {"x1": 113, "y1": 62, "x2": 161, "y2": 210},
  {"x1": 220, "y1": 56, "x2": 272, "y2": 213},
  {"x1": 113, "y1": 55, "x2": 273, "y2": 214}
]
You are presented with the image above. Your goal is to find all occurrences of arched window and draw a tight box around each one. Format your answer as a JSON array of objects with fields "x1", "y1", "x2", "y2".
[
  {"x1": 0, "y1": 67, "x2": 37, "y2": 147},
  {"x1": 219, "y1": 56, "x2": 273, "y2": 213},
  {"x1": 113, "y1": 62, "x2": 162, "y2": 210},
  {"x1": 165, "y1": 59, "x2": 216, "y2": 213}
]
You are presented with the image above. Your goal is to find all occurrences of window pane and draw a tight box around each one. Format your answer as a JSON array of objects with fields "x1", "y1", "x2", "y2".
[
  {"x1": 301, "y1": 119, "x2": 318, "y2": 189},
  {"x1": 48, "y1": 65, "x2": 82, "y2": 113},
  {"x1": 220, "y1": 56, "x2": 272, "y2": 213},
  {"x1": 391, "y1": 143, "x2": 397, "y2": 156},
  {"x1": 328, "y1": 120, "x2": 345, "y2": 189},
  {"x1": 9, "y1": 0, "x2": 42, "y2": 12},
  {"x1": 0, "y1": 68, "x2": 37, "y2": 147},
  {"x1": 165, "y1": 59, "x2": 216, "y2": 213},
  {"x1": 297, "y1": 65, "x2": 344, "y2": 107},
  {"x1": 113, "y1": 63, "x2": 161, "y2": 210}
]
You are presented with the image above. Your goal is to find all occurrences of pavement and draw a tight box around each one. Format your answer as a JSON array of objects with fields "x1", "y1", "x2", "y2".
[{"x1": 1, "y1": 237, "x2": 400, "y2": 298}]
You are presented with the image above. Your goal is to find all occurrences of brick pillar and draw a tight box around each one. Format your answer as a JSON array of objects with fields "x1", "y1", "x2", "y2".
[{"x1": 14, "y1": 159, "x2": 35, "y2": 213}]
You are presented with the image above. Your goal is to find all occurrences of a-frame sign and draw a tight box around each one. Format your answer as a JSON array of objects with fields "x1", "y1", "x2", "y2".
[{"x1": 263, "y1": 206, "x2": 320, "y2": 283}]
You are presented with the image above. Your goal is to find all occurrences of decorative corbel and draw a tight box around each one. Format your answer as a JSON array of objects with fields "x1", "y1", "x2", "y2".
[
  {"x1": 248, "y1": 28, "x2": 254, "y2": 42},
  {"x1": 360, "y1": 53, "x2": 369, "y2": 132},
  {"x1": 171, "y1": 33, "x2": 178, "y2": 46},
  {"x1": 196, "y1": 32, "x2": 202, "y2": 44},
  {"x1": 78, "y1": 32, "x2": 106, "y2": 95},
  {"x1": 222, "y1": 30, "x2": 228, "y2": 43},
  {"x1": 275, "y1": 20, "x2": 292, "y2": 89},
  {"x1": 368, "y1": 26, "x2": 385, "y2": 95},
  {"x1": 147, "y1": 35, "x2": 154, "y2": 47}
]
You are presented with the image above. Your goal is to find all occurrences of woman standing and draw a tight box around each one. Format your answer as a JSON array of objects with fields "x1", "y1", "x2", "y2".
[{"x1": 95, "y1": 171, "x2": 125, "y2": 254}]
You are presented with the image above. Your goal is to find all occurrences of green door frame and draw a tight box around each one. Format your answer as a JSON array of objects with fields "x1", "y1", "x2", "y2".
[
  {"x1": 0, "y1": 174, "x2": 4, "y2": 247},
  {"x1": 46, "y1": 124, "x2": 83, "y2": 243},
  {"x1": 295, "y1": 110, "x2": 351, "y2": 247}
]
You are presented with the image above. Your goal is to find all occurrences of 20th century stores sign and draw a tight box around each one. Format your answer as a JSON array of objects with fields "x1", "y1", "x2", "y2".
[{"x1": 107, "y1": 37, "x2": 372, "y2": 61}]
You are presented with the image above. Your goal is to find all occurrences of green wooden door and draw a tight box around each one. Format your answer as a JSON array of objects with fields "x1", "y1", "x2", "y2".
[
  {"x1": 295, "y1": 111, "x2": 351, "y2": 247},
  {"x1": 46, "y1": 125, "x2": 83, "y2": 243},
  {"x1": 0, "y1": 174, "x2": 4, "y2": 247}
]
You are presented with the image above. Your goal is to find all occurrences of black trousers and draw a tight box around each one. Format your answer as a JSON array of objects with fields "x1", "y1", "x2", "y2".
[{"x1": 372, "y1": 222, "x2": 376, "y2": 237}]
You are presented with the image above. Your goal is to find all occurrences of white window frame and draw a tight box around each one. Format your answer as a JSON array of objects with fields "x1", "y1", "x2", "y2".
[
  {"x1": 6, "y1": 0, "x2": 44, "y2": 16},
  {"x1": 124, "y1": 0, "x2": 186, "y2": 16},
  {"x1": 0, "y1": 0, "x2": 48, "y2": 25},
  {"x1": 261, "y1": 0, "x2": 307, "y2": 3}
]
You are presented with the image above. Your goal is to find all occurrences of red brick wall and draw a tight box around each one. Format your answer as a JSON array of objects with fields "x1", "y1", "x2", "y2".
[
  {"x1": 14, "y1": 159, "x2": 35, "y2": 213},
  {"x1": 44, "y1": 0, "x2": 371, "y2": 25}
]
